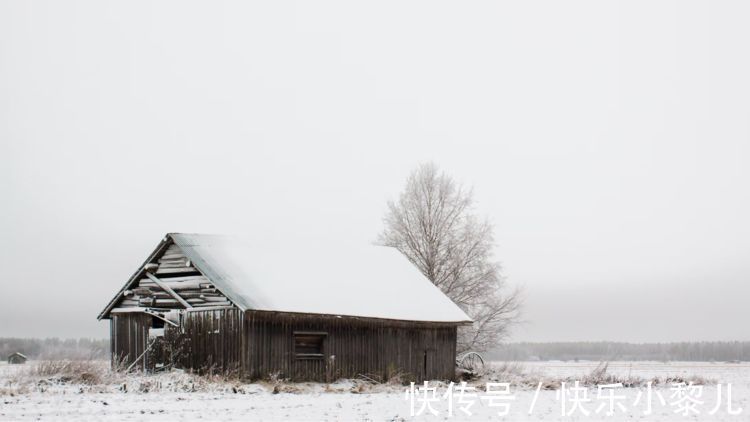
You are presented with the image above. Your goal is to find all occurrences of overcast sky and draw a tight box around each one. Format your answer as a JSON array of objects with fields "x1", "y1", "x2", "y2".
[{"x1": 2, "y1": 1, "x2": 749, "y2": 343}]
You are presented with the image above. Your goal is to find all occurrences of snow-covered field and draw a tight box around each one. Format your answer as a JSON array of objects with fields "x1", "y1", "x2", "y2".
[{"x1": 0, "y1": 361, "x2": 747, "y2": 421}]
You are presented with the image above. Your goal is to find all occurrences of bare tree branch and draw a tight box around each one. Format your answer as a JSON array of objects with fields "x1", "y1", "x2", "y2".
[{"x1": 378, "y1": 163, "x2": 523, "y2": 353}]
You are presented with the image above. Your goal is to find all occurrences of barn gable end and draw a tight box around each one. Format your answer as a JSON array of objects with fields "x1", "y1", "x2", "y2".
[{"x1": 99, "y1": 236, "x2": 236, "y2": 319}]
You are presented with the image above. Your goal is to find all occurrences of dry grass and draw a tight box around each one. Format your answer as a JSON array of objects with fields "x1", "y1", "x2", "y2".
[
  {"x1": 2, "y1": 360, "x2": 112, "y2": 396},
  {"x1": 1, "y1": 360, "x2": 258, "y2": 396},
  {"x1": 31, "y1": 360, "x2": 109, "y2": 385},
  {"x1": 0, "y1": 359, "x2": 716, "y2": 397}
]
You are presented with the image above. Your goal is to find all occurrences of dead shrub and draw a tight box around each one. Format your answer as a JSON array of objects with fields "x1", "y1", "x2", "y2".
[
  {"x1": 31, "y1": 360, "x2": 108, "y2": 385},
  {"x1": 656, "y1": 374, "x2": 713, "y2": 386}
]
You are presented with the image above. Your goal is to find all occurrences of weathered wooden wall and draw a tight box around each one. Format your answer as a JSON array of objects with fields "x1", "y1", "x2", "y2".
[
  {"x1": 111, "y1": 309, "x2": 459, "y2": 381},
  {"x1": 110, "y1": 312, "x2": 151, "y2": 370},
  {"x1": 243, "y1": 311, "x2": 457, "y2": 382},
  {"x1": 179, "y1": 308, "x2": 244, "y2": 374}
]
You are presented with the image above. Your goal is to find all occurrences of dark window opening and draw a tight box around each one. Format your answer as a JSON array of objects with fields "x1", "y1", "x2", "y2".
[
  {"x1": 294, "y1": 331, "x2": 326, "y2": 360},
  {"x1": 152, "y1": 316, "x2": 165, "y2": 329}
]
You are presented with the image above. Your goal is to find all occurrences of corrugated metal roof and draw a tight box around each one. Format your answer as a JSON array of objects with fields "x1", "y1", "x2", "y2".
[{"x1": 169, "y1": 233, "x2": 472, "y2": 323}]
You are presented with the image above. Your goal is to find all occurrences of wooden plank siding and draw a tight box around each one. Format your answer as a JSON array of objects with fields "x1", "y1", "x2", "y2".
[
  {"x1": 243, "y1": 311, "x2": 457, "y2": 382},
  {"x1": 110, "y1": 313, "x2": 151, "y2": 370},
  {"x1": 180, "y1": 308, "x2": 244, "y2": 375}
]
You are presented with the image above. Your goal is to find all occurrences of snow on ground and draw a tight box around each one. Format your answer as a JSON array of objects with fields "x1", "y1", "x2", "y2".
[{"x1": 0, "y1": 361, "x2": 748, "y2": 421}]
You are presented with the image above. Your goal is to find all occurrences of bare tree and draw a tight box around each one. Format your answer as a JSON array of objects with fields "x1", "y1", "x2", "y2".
[{"x1": 379, "y1": 163, "x2": 522, "y2": 353}]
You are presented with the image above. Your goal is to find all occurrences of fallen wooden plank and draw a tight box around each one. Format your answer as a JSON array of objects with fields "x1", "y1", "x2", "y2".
[
  {"x1": 145, "y1": 273, "x2": 193, "y2": 308},
  {"x1": 138, "y1": 279, "x2": 203, "y2": 290},
  {"x1": 142, "y1": 309, "x2": 179, "y2": 327},
  {"x1": 133, "y1": 287, "x2": 153, "y2": 296},
  {"x1": 186, "y1": 298, "x2": 206, "y2": 304},
  {"x1": 152, "y1": 291, "x2": 203, "y2": 299}
]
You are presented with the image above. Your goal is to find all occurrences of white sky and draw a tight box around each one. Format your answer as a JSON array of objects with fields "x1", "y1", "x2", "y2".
[{"x1": 1, "y1": 1, "x2": 749, "y2": 342}]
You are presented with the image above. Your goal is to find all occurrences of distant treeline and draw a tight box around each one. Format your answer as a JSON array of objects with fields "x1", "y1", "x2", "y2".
[
  {"x1": 3, "y1": 338, "x2": 749, "y2": 363},
  {"x1": 0, "y1": 338, "x2": 109, "y2": 360},
  {"x1": 488, "y1": 342, "x2": 750, "y2": 362}
]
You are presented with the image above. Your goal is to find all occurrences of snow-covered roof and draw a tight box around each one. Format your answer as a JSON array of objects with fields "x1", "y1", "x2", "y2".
[
  {"x1": 101, "y1": 233, "x2": 472, "y2": 324},
  {"x1": 170, "y1": 233, "x2": 471, "y2": 323}
]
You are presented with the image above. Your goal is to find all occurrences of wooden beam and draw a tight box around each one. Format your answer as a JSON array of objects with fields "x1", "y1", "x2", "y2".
[
  {"x1": 155, "y1": 267, "x2": 200, "y2": 275},
  {"x1": 142, "y1": 309, "x2": 179, "y2": 327},
  {"x1": 138, "y1": 279, "x2": 203, "y2": 290},
  {"x1": 145, "y1": 273, "x2": 193, "y2": 309}
]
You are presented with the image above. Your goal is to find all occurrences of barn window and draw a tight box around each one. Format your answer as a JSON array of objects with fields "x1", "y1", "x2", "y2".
[{"x1": 293, "y1": 331, "x2": 326, "y2": 360}]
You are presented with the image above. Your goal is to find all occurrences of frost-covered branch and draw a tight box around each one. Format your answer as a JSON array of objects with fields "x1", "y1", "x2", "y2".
[{"x1": 379, "y1": 162, "x2": 523, "y2": 353}]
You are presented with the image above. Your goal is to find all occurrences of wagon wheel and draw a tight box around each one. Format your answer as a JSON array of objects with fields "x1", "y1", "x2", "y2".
[{"x1": 458, "y1": 352, "x2": 485, "y2": 375}]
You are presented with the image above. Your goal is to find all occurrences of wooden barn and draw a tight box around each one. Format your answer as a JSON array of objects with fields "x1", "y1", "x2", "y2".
[
  {"x1": 7, "y1": 352, "x2": 27, "y2": 364},
  {"x1": 98, "y1": 233, "x2": 471, "y2": 381}
]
